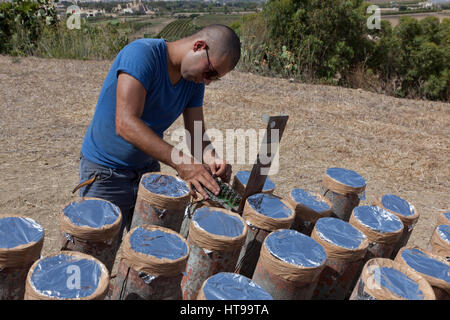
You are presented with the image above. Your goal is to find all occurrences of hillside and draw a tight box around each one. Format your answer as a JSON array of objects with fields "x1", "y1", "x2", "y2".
[{"x1": 0, "y1": 54, "x2": 449, "y2": 258}]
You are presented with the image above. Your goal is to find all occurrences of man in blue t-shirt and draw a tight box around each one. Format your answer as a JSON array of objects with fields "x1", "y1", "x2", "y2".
[{"x1": 76, "y1": 25, "x2": 241, "y2": 238}]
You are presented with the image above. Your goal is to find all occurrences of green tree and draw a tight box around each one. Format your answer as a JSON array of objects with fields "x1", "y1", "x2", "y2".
[
  {"x1": 238, "y1": 0, "x2": 449, "y2": 101},
  {"x1": 0, "y1": 0, "x2": 59, "y2": 55}
]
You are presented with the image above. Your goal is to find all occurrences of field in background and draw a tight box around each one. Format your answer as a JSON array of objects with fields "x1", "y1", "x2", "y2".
[
  {"x1": 382, "y1": 10, "x2": 450, "y2": 26},
  {"x1": 193, "y1": 13, "x2": 244, "y2": 27},
  {"x1": 84, "y1": 13, "x2": 245, "y2": 42},
  {"x1": 155, "y1": 13, "x2": 244, "y2": 41},
  {"x1": 0, "y1": 55, "x2": 448, "y2": 258}
]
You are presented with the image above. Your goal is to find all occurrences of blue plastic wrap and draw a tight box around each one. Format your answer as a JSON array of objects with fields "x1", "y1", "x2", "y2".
[
  {"x1": 325, "y1": 168, "x2": 366, "y2": 188},
  {"x1": 290, "y1": 189, "x2": 331, "y2": 212},
  {"x1": 265, "y1": 229, "x2": 326, "y2": 267},
  {"x1": 0, "y1": 216, "x2": 44, "y2": 249},
  {"x1": 62, "y1": 199, "x2": 121, "y2": 228},
  {"x1": 400, "y1": 248, "x2": 450, "y2": 283},
  {"x1": 129, "y1": 227, "x2": 188, "y2": 260},
  {"x1": 353, "y1": 206, "x2": 403, "y2": 233},
  {"x1": 373, "y1": 266, "x2": 424, "y2": 300},
  {"x1": 30, "y1": 254, "x2": 103, "y2": 299},
  {"x1": 247, "y1": 194, "x2": 293, "y2": 219},
  {"x1": 437, "y1": 225, "x2": 450, "y2": 243},
  {"x1": 203, "y1": 272, "x2": 273, "y2": 300},
  {"x1": 141, "y1": 174, "x2": 189, "y2": 197},
  {"x1": 381, "y1": 194, "x2": 415, "y2": 217},
  {"x1": 193, "y1": 207, "x2": 244, "y2": 238},
  {"x1": 445, "y1": 212, "x2": 450, "y2": 221},
  {"x1": 315, "y1": 217, "x2": 366, "y2": 250},
  {"x1": 235, "y1": 171, "x2": 275, "y2": 191}
]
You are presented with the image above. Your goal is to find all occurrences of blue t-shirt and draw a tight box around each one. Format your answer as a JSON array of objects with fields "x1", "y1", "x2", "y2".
[{"x1": 81, "y1": 39, "x2": 205, "y2": 169}]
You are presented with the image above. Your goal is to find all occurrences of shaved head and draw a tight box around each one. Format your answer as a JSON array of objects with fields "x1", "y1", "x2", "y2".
[{"x1": 189, "y1": 24, "x2": 241, "y2": 70}]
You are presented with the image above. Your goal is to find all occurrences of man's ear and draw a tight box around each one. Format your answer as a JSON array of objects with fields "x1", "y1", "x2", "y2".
[{"x1": 193, "y1": 40, "x2": 207, "y2": 52}]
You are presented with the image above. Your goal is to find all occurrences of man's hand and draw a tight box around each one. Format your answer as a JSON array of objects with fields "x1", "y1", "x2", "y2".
[
  {"x1": 175, "y1": 156, "x2": 220, "y2": 200},
  {"x1": 203, "y1": 148, "x2": 232, "y2": 183},
  {"x1": 208, "y1": 158, "x2": 232, "y2": 183}
]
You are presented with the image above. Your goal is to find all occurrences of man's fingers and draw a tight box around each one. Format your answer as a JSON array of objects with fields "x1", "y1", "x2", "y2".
[
  {"x1": 192, "y1": 180, "x2": 208, "y2": 200},
  {"x1": 215, "y1": 163, "x2": 226, "y2": 177},
  {"x1": 187, "y1": 182, "x2": 198, "y2": 199},
  {"x1": 200, "y1": 173, "x2": 220, "y2": 195},
  {"x1": 214, "y1": 163, "x2": 231, "y2": 183}
]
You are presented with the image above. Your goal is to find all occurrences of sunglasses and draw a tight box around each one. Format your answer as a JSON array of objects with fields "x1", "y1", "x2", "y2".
[{"x1": 205, "y1": 47, "x2": 220, "y2": 81}]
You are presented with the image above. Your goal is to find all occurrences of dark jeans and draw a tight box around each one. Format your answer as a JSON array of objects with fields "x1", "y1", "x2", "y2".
[{"x1": 78, "y1": 153, "x2": 161, "y2": 246}]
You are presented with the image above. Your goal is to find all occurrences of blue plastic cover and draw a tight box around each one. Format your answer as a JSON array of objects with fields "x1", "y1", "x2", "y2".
[
  {"x1": 193, "y1": 207, "x2": 244, "y2": 238},
  {"x1": 444, "y1": 212, "x2": 450, "y2": 221},
  {"x1": 381, "y1": 194, "x2": 415, "y2": 217},
  {"x1": 265, "y1": 229, "x2": 326, "y2": 267},
  {"x1": 315, "y1": 217, "x2": 367, "y2": 250},
  {"x1": 129, "y1": 227, "x2": 188, "y2": 260},
  {"x1": 203, "y1": 272, "x2": 273, "y2": 300},
  {"x1": 62, "y1": 199, "x2": 121, "y2": 228},
  {"x1": 235, "y1": 171, "x2": 275, "y2": 191},
  {"x1": 401, "y1": 248, "x2": 450, "y2": 283},
  {"x1": 290, "y1": 189, "x2": 331, "y2": 212},
  {"x1": 0, "y1": 216, "x2": 44, "y2": 249},
  {"x1": 141, "y1": 174, "x2": 189, "y2": 197},
  {"x1": 247, "y1": 194, "x2": 293, "y2": 219},
  {"x1": 372, "y1": 266, "x2": 424, "y2": 300},
  {"x1": 437, "y1": 225, "x2": 450, "y2": 243},
  {"x1": 353, "y1": 206, "x2": 403, "y2": 233},
  {"x1": 326, "y1": 167, "x2": 366, "y2": 188},
  {"x1": 30, "y1": 254, "x2": 103, "y2": 299}
]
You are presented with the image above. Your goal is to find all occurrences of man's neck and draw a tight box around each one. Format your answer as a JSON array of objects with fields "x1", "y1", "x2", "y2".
[{"x1": 165, "y1": 40, "x2": 183, "y2": 86}]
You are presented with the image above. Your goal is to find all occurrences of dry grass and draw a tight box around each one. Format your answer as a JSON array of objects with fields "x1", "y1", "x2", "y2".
[{"x1": 0, "y1": 54, "x2": 449, "y2": 259}]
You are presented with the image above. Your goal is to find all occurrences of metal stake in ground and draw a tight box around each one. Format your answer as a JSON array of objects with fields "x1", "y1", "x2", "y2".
[{"x1": 238, "y1": 114, "x2": 289, "y2": 213}]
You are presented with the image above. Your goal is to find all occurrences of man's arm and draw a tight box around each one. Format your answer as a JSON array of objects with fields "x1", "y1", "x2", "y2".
[
  {"x1": 183, "y1": 106, "x2": 232, "y2": 182},
  {"x1": 115, "y1": 72, "x2": 220, "y2": 199}
]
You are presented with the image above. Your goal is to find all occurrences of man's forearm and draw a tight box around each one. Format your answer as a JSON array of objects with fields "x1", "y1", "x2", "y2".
[
  {"x1": 116, "y1": 115, "x2": 190, "y2": 169},
  {"x1": 186, "y1": 126, "x2": 216, "y2": 164}
]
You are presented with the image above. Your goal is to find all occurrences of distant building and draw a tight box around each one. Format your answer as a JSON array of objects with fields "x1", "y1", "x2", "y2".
[
  {"x1": 427, "y1": 0, "x2": 450, "y2": 8},
  {"x1": 113, "y1": 0, "x2": 155, "y2": 15},
  {"x1": 80, "y1": 8, "x2": 105, "y2": 17}
]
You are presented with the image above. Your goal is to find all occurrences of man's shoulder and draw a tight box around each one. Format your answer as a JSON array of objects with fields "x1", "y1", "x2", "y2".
[{"x1": 122, "y1": 38, "x2": 165, "y2": 54}]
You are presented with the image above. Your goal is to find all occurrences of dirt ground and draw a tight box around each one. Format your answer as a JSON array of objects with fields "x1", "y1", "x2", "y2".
[{"x1": 0, "y1": 54, "x2": 449, "y2": 260}]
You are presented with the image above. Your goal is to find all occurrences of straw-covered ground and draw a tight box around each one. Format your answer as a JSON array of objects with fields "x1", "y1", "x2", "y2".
[{"x1": 0, "y1": 54, "x2": 449, "y2": 260}]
